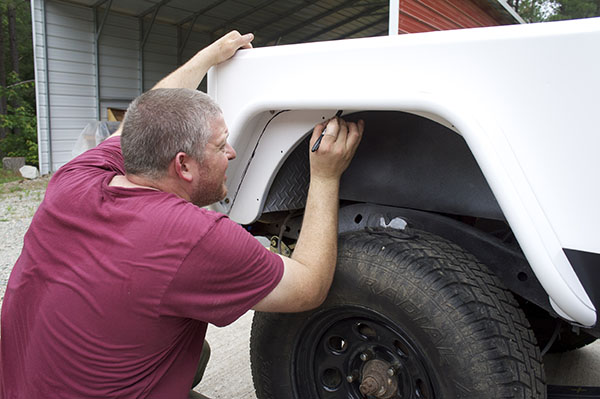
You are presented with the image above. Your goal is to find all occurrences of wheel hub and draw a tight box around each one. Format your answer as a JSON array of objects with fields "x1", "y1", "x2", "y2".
[
  {"x1": 293, "y1": 307, "x2": 437, "y2": 398},
  {"x1": 359, "y1": 359, "x2": 399, "y2": 398}
]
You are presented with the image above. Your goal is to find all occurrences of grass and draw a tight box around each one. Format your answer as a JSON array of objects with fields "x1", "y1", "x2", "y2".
[
  {"x1": 0, "y1": 168, "x2": 22, "y2": 184},
  {"x1": 0, "y1": 168, "x2": 50, "y2": 195}
]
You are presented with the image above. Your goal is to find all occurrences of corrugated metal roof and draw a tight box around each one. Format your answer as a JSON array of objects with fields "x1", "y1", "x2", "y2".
[
  {"x1": 58, "y1": 0, "x2": 390, "y2": 46},
  {"x1": 57, "y1": 0, "x2": 521, "y2": 48}
]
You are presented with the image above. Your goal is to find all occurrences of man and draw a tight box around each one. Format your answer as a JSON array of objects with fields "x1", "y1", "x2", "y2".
[{"x1": 0, "y1": 31, "x2": 363, "y2": 398}]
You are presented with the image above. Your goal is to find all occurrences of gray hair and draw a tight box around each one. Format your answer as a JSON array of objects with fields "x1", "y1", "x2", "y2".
[{"x1": 121, "y1": 88, "x2": 222, "y2": 178}]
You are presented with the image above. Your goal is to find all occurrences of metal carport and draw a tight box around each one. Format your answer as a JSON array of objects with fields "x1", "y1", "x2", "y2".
[{"x1": 30, "y1": 0, "x2": 520, "y2": 174}]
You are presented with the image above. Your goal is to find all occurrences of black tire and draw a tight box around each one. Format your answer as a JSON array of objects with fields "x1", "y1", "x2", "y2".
[{"x1": 251, "y1": 229, "x2": 546, "y2": 398}]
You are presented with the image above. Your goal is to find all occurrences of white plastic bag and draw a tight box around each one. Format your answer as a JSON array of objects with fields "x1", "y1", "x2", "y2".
[{"x1": 71, "y1": 121, "x2": 119, "y2": 158}]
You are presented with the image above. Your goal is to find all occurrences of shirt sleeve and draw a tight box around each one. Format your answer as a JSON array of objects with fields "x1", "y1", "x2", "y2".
[
  {"x1": 159, "y1": 217, "x2": 284, "y2": 327},
  {"x1": 57, "y1": 136, "x2": 125, "y2": 176}
]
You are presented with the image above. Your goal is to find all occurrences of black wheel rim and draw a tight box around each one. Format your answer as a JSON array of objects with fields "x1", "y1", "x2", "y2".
[{"x1": 292, "y1": 306, "x2": 439, "y2": 399}]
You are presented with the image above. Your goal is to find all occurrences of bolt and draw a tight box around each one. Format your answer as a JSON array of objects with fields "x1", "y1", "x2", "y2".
[
  {"x1": 346, "y1": 370, "x2": 358, "y2": 383},
  {"x1": 360, "y1": 352, "x2": 370, "y2": 362},
  {"x1": 359, "y1": 376, "x2": 378, "y2": 395},
  {"x1": 387, "y1": 367, "x2": 395, "y2": 377}
]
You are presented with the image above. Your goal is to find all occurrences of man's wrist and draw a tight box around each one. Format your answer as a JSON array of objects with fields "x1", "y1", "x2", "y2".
[{"x1": 310, "y1": 174, "x2": 342, "y2": 188}]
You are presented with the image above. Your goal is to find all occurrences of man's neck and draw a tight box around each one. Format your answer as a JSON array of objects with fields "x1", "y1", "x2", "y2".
[
  {"x1": 108, "y1": 174, "x2": 160, "y2": 191},
  {"x1": 109, "y1": 174, "x2": 191, "y2": 202}
]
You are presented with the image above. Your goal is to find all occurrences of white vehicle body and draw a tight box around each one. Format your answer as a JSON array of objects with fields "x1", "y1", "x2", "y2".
[{"x1": 208, "y1": 18, "x2": 600, "y2": 328}]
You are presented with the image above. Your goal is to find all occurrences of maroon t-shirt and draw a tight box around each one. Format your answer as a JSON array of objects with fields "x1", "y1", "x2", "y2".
[{"x1": 0, "y1": 136, "x2": 284, "y2": 398}]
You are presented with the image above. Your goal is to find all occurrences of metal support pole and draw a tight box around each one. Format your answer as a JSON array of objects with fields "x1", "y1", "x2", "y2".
[
  {"x1": 93, "y1": 0, "x2": 113, "y2": 120},
  {"x1": 41, "y1": 0, "x2": 53, "y2": 172},
  {"x1": 176, "y1": 24, "x2": 181, "y2": 66},
  {"x1": 139, "y1": 3, "x2": 163, "y2": 93},
  {"x1": 178, "y1": 14, "x2": 199, "y2": 65},
  {"x1": 389, "y1": 0, "x2": 399, "y2": 35},
  {"x1": 139, "y1": 18, "x2": 144, "y2": 94}
]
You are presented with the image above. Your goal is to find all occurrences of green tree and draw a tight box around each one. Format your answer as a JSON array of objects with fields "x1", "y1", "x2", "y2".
[
  {"x1": 0, "y1": 74, "x2": 37, "y2": 166},
  {"x1": 515, "y1": 0, "x2": 600, "y2": 22},
  {"x1": 516, "y1": 0, "x2": 556, "y2": 22},
  {"x1": 0, "y1": 0, "x2": 36, "y2": 166},
  {"x1": 549, "y1": 0, "x2": 600, "y2": 20}
]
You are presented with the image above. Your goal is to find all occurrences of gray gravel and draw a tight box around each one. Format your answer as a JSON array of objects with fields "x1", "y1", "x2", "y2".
[
  {"x1": 0, "y1": 178, "x2": 46, "y2": 305},
  {"x1": 1, "y1": 177, "x2": 599, "y2": 398}
]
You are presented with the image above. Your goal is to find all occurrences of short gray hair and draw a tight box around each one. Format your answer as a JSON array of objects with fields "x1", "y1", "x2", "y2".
[{"x1": 121, "y1": 88, "x2": 222, "y2": 178}]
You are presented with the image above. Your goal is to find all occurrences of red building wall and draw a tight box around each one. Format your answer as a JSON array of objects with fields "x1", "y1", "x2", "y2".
[{"x1": 398, "y1": 0, "x2": 504, "y2": 34}]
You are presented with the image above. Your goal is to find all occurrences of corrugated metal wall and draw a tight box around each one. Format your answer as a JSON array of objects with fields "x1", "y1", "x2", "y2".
[
  {"x1": 32, "y1": 0, "x2": 209, "y2": 174},
  {"x1": 33, "y1": 0, "x2": 97, "y2": 174},
  {"x1": 98, "y1": 12, "x2": 140, "y2": 122},
  {"x1": 398, "y1": 0, "x2": 501, "y2": 33}
]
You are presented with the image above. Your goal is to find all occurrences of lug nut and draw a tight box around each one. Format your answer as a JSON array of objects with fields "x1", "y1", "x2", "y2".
[
  {"x1": 360, "y1": 352, "x2": 370, "y2": 362},
  {"x1": 347, "y1": 370, "x2": 359, "y2": 383},
  {"x1": 387, "y1": 368, "x2": 395, "y2": 377}
]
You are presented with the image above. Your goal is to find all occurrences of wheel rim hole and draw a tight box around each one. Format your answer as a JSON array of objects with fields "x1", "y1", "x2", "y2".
[
  {"x1": 415, "y1": 378, "x2": 430, "y2": 398},
  {"x1": 321, "y1": 368, "x2": 343, "y2": 391},
  {"x1": 357, "y1": 323, "x2": 377, "y2": 339},
  {"x1": 354, "y1": 214, "x2": 363, "y2": 224},
  {"x1": 328, "y1": 336, "x2": 348, "y2": 353},
  {"x1": 394, "y1": 339, "x2": 409, "y2": 358}
]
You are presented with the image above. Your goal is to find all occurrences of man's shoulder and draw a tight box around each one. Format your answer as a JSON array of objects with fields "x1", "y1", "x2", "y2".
[
  {"x1": 145, "y1": 198, "x2": 232, "y2": 240},
  {"x1": 54, "y1": 136, "x2": 124, "y2": 181}
]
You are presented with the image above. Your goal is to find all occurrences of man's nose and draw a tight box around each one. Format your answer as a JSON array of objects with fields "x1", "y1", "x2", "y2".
[{"x1": 226, "y1": 143, "x2": 236, "y2": 160}]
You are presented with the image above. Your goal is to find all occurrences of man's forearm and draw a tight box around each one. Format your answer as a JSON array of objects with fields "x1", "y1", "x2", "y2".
[
  {"x1": 151, "y1": 48, "x2": 213, "y2": 90},
  {"x1": 291, "y1": 177, "x2": 341, "y2": 305}
]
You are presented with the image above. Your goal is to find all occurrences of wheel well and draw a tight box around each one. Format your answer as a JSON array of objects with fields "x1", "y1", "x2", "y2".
[{"x1": 263, "y1": 110, "x2": 503, "y2": 220}]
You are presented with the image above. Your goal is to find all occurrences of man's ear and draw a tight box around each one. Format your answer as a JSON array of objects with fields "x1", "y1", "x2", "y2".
[{"x1": 173, "y1": 152, "x2": 194, "y2": 182}]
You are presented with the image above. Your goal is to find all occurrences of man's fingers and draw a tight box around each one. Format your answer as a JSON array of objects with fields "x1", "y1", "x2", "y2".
[
  {"x1": 214, "y1": 31, "x2": 254, "y2": 64},
  {"x1": 310, "y1": 122, "x2": 326, "y2": 145},
  {"x1": 336, "y1": 118, "x2": 348, "y2": 141},
  {"x1": 345, "y1": 120, "x2": 364, "y2": 153},
  {"x1": 239, "y1": 33, "x2": 254, "y2": 49},
  {"x1": 322, "y1": 117, "x2": 345, "y2": 141},
  {"x1": 230, "y1": 31, "x2": 254, "y2": 49}
]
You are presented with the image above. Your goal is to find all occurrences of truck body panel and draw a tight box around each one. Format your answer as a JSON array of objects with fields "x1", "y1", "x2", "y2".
[{"x1": 208, "y1": 18, "x2": 600, "y2": 327}]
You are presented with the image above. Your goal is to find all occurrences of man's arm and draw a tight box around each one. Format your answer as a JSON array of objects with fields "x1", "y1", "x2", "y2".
[
  {"x1": 110, "y1": 31, "x2": 253, "y2": 137},
  {"x1": 254, "y1": 117, "x2": 364, "y2": 313},
  {"x1": 152, "y1": 30, "x2": 253, "y2": 90}
]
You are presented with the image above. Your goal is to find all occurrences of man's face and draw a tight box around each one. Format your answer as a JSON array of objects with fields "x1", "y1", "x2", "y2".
[{"x1": 189, "y1": 115, "x2": 236, "y2": 207}]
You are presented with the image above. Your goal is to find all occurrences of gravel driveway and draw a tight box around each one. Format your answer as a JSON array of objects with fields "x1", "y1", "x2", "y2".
[{"x1": 1, "y1": 176, "x2": 599, "y2": 398}]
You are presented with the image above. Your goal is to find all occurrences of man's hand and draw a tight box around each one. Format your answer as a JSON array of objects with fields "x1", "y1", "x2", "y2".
[
  {"x1": 309, "y1": 117, "x2": 364, "y2": 181},
  {"x1": 204, "y1": 30, "x2": 254, "y2": 66}
]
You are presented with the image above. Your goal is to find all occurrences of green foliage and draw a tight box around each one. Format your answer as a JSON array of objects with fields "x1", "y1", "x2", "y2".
[
  {"x1": 549, "y1": 0, "x2": 600, "y2": 20},
  {"x1": 0, "y1": 1, "x2": 37, "y2": 167},
  {"x1": 0, "y1": 72, "x2": 37, "y2": 167},
  {"x1": 516, "y1": 0, "x2": 559, "y2": 22},
  {"x1": 0, "y1": 167, "x2": 21, "y2": 184},
  {"x1": 516, "y1": 0, "x2": 600, "y2": 22}
]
